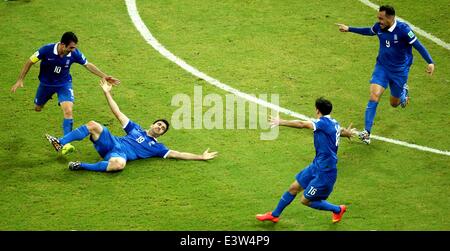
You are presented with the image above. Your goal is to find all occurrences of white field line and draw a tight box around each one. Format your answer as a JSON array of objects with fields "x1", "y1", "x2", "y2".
[
  {"x1": 358, "y1": 0, "x2": 450, "y2": 50},
  {"x1": 125, "y1": 0, "x2": 450, "y2": 156}
]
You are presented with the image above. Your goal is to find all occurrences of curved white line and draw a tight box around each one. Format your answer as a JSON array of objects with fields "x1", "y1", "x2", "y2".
[{"x1": 125, "y1": 0, "x2": 450, "y2": 157}]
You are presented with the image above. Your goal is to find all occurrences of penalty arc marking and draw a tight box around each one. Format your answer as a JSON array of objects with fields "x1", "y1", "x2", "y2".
[{"x1": 124, "y1": 0, "x2": 450, "y2": 157}]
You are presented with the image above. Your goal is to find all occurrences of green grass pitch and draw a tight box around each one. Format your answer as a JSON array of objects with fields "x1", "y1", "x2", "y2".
[{"x1": 0, "y1": 0, "x2": 449, "y2": 230}]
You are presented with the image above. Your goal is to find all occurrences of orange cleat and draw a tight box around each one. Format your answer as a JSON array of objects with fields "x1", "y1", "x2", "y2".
[
  {"x1": 332, "y1": 205, "x2": 347, "y2": 223},
  {"x1": 256, "y1": 212, "x2": 279, "y2": 223}
]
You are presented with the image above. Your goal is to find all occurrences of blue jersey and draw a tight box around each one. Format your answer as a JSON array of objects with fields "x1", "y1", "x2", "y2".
[
  {"x1": 119, "y1": 120, "x2": 170, "y2": 161},
  {"x1": 31, "y1": 43, "x2": 88, "y2": 87},
  {"x1": 312, "y1": 115, "x2": 340, "y2": 170},
  {"x1": 371, "y1": 20, "x2": 417, "y2": 72}
]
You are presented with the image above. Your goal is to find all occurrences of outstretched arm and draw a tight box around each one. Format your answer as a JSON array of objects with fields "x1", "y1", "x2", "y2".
[
  {"x1": 99, "y1": 78, "x2": 129, "y2": 127},
  {"x1": 269, "y1": 116, "x2": 314, "y2": 130},
  {"x1": 10, "y1": 59, "x2": 35, "y2": 93},
  {"x1": 84, "y1": 62, "x2": 121, "y2": 85},
  {"x1": 412, "y1": 40, "x2": 435, "y2": 75},
  {"x1": 167, "y1": 148, "x2": 218, "y2": 160},
  {"x1": 336, "y1": 23, "x2": 375, "y2": 36},
  {"x1": 340, "y1": 123, "x2": 357, "y2": 140}
]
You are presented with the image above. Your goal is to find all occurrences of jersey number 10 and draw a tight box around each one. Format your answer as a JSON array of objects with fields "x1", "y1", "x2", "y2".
[{"x1": 54, "y1": 66, "x2": 61, "y2": 74}]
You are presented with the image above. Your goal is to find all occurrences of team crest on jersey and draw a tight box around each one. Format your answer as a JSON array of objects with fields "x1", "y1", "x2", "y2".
[
  {"x1": 408, "y1": 31, "x2": 415, "y2": 38},
  {"x1": 65, "y1": 59, "x2": 70, "y2": 68},
  {"x1": 394, "y1": 34, "x2": 398, "y2": 43},
  {"x1": 385, "y1": 40, "x2": 390, "y2": 48}
]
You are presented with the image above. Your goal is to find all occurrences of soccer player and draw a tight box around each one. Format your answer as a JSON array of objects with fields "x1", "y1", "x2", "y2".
[
  {"x1": 10, "y1": 31, "x2": 120, "y2": 153},
  {"x1": 256, "y1": 97, "x2": 355, "y2": 223},
  {"x1": 45, "y1": 78, "x2": 218, "y2": 172},
  {"x1": 336, "y1": 5, "x2": 434, "y2": 144}
]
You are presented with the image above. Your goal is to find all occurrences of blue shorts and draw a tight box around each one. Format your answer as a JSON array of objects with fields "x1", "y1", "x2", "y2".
[
  {"x1": 34, "y1": 84, "x2": 74, "y2": 106},
  {"x1": 296, "y1": 163, "x2": 337, "y2": 201},
  {"x1": 91, "y1": 126, "x2": 127, "y2": 161},
  {"x1": 370, "y1": 63, "x2": 409, "y2": 98}
]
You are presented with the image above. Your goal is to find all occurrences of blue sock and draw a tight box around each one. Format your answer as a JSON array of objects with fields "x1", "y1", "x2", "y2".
[
  {"x1": 272, "y1": 192, "x2": 296, "y2": 217},
  {"x1": 309, "y1": 200, "x2": 341, "y2": 214},
  {"x1": 364, "y1": 100, "x2": 378, "y2": 133},
  {"x1": 59, "y1": 125, "x2": 89, "y2": 145},
  {"x1": 63, "y1": 118, "x2": 73, "y2": 135},
  {"x1": 80, "y1": 161, "x2": 108, "y2": 172}
]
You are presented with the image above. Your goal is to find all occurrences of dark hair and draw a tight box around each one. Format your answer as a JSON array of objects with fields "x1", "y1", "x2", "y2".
[
  {"x1": 315, "y1": 97, "x2": 332, "y2": 115},
  {"x1": 153, "y1": 119, "x2": 170, "y2": 135},
  {"x1": 61, "y1": 32, "x2": 78, "y2": 45},
  {"x1": 379, "y1": 5, "x2": 395, "y2": 16}
]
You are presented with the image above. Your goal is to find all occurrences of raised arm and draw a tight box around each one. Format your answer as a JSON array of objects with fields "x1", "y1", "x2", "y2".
[
  {"x1": 10, "y1": 59, "x2": 35, "y2": 93},
  {"x1": 99, "y1": 78, "x2": 129, "y2": 127},
  {"x1": 269, "y1": 116, "x2": 314, "y2": 130},
  {"x1": 166, "y1": 148, "x2": 218, "y2": 160},
  {"x1": 84, "y1": 62, "x2": 121, "y2": 85}
]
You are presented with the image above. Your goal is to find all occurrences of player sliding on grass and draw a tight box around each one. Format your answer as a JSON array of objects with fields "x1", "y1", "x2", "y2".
[
  {"x1": 336, "y1": 5, "x2": 434, "y2": 144},
  {"x1": 11, "y1": 32, "x2": 120, "y2": 154},
  {"x1": 45, "y1": 78, "x2": 218, "y2": 172},
  {"x1": 256, "y1": 97, "x2": 355, "y2": 224}
]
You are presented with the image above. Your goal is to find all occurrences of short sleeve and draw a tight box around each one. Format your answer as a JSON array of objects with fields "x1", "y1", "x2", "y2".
[
  {"x1": 156, "y1": 145, "x2": 170, "y2": 159},
  {"x1": 73, "y1": 49, "x2": 88, "y2": 65},
  {"x1": 123, "y1": 120, "x2": 141, "y2": 134},
  {"x1": 30, "y1": 46, "x2": 46, "y2": 63},
  {"x1": 313, "y1": 119, "x2": 326, "y2": 132}
]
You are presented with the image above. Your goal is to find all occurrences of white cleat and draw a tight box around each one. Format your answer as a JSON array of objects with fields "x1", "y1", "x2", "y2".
[{"x1": 358, "y1": 130, "x2": 371, "y2": 145}]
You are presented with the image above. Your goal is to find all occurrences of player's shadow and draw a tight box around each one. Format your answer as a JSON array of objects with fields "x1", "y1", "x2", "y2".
[
  {"x1": 55, "y1": 154, "x2": 68, "y2": 164},
  {"x1": 4, "y1": 0, "x2": 32, "y2": 3},
  {"x1": 1, "y1": 135, "x2": 43, "y2": 170},
  {"x1": 326, "y1": 223, "x2": 340, "y2": 231},
  {"x1": 253, "y1": 221, "x2": 278, "y2": 231}
]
